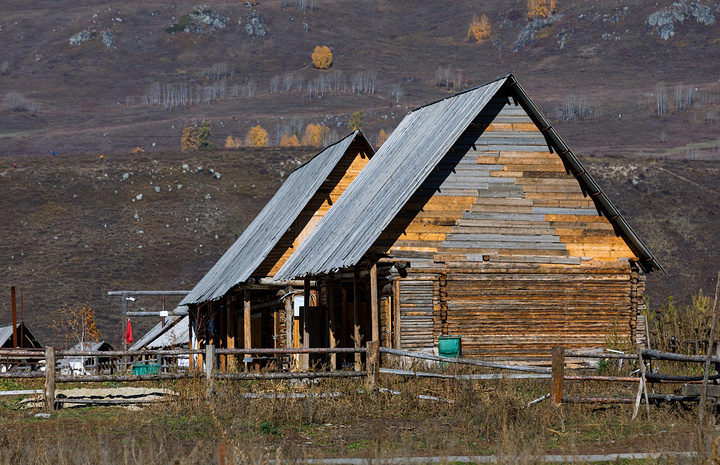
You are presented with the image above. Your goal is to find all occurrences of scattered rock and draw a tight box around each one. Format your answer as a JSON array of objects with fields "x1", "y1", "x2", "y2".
[
  {"x1": 213, "y1": 172, "x2": 221, "y2": 180},
  {"x1": 123, "y1": 173, "x2": 130, "y2": 180},
  {"x1": 102, "y1": 30, "x2": 114, "y2": 48},
  {"x1": 246, "y1": 12, "x2": 266, "y2": 36},
  {"x1": 177, "y1": 184, "x2": 183, "y2": 190},
  {"x1": 136, "y1": 194, "x2": 143, "y2": 200},
  {"x1": 182, "y1": 164, "x2": 190, "y2": 171},
  {"x1": 204, "y1": 194, "x2": 212, "y2": 199},
  {"x1": 154, "y1": 186, "x2": 161, "y2": 193},
  {"x1": 69, "y1": 30, "x2": 92, "y2": 45},
  {"x1": 34, "y1": 413, "x2": 51, "y2": 419}
]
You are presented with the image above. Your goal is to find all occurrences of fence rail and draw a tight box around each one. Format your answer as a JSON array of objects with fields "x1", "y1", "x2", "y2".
[{"x1": 1, "y1": 345, "x2": 716, "y2": 415}]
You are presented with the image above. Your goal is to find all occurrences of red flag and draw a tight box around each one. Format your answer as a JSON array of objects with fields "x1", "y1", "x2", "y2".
[{"x1": 123, "y1": 319, "x2": 133, "y2": 344}]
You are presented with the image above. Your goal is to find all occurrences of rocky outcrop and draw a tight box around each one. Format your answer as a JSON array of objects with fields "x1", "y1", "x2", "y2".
[
  {"x1": 69, "y1": 30, "x2": 92, "y2": 45},
  {"x1": 165, "y1": 7, "x2": 229, "y2": 34},
  {"x1": 513, "y1": 15, "x2": 562, "y2": 51},
  {"x1": 647, "y1": 1, "x2": 715, "y2": 40}
]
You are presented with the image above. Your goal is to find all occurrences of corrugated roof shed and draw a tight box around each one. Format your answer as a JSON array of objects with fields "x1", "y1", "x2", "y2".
[
  {"x1": 130, "y1": 313, "x2": 188, "y2": 350},
  {"x1": 181, "y1": 130, "x2": 372, "y2": 306},
  {"x1": 274, "y1": 75, "x2": 660, "y2": 279}
]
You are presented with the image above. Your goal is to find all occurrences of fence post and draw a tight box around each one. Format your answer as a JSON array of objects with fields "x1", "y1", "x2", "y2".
[
  {"x1": 44, "y1": 347, "x2": 55, "y2": 413},
  {"x1": 206, "y1": 344, "x2": 215, "y2": 398},
  {"x1": 366, "y1": 341, "x2": 380, "y2": 386},
  {"x1": 551, "y1": 346, "x2": 565, "y2": 407}
]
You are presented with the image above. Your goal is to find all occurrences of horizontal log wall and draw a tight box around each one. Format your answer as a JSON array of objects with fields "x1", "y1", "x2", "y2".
[
  {"x1": 382, "y1": 91, "x2": 645, "y2": 359},
  {"x1": 443, "y1": 265, "x2": 637, "y2": 359}
]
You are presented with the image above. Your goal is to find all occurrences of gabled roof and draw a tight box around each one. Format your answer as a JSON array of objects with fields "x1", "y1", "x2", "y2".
[
  {"x1": 181, "y1": 130, "x2": 374, "y2": 305},
  {"x1": 0, "y1": 322, "x2": 42, "y2": 348},
  {"x1": 274, "y1": 75, "x2": 661, "y2": 279}
]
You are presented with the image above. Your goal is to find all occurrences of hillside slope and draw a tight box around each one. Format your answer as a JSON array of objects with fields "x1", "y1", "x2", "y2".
[
  {"x1": 0, "y1": 148, "x2": 717, "y2": 346},
  {"x1": 2, "y1": 0, "x2": 720, "y2": 160}
]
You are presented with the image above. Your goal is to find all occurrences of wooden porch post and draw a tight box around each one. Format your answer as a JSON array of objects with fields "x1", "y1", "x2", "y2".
[
  {"x1": 244, "y1": 288, "x2": 252, "y2": 369},
  {"x1": 370, "y1": 262, "x2": 380, "y2": 344},
  {"x1": 393, "y1": 278, "x2": 401, "y2": 349},
  {"x1": 302, "y1": 278, "x2": 311, "y2": 370},
  {"x1": 219, "y1": 303, "x2": 227, "y2": 372},
  {"x1": 285, "y1": 293, "x2": 294, "y2": 349},
  {"x1": 188, "y1": 308, "x2": 194, "y2": 372},
  {"x1": 226, "y1": 296, "x2": 236, "y2": 371},
  {"x1": 328, "y1": 272, "x2": 337, "y2": 370},
  {"x1": 353, "y1": 267, "x2": 361, "y2": 371}
]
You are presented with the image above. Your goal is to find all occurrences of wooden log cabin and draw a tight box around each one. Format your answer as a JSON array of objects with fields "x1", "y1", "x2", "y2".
[
  {"x1": 274, "y1": 75, "x2": 662, "y2": 361},
  {"x1": 179, "y1": 131, "x2": 374, "y2": 369}
]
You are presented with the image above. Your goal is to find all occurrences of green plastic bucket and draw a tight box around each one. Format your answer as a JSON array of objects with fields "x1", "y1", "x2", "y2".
[
  {"x1": 438, "y1": 335, "x2": 461, "y2": 358},
  {"x1": 132, "y1": 362, "x2": 160, "y2": 375}
]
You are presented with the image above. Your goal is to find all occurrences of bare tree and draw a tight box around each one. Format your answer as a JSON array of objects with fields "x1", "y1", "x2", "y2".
[
  {"x1": 435, "y1": 67, "x2": 452, "y2": 90},
  {"x1": 655, "y1": 83, "x2": 668, "y2": 115},
  {"x1": 284, "y1": 73, "x2": 295, "y2": 92},
  {"x1": 270, "y1": 75, "x2": 281, "y2": 94},
  {"x1": 389, "y1": 83, "x2": 403, "y2": 103}
]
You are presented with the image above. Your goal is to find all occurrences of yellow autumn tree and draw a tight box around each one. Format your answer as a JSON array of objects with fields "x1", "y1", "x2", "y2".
[
  {"x1": 280, "y1": 133, "x2": 301, "y2": 147},
  {"x1": 246, "y1": 125, "x2": 268, "y2": 147},
  {"x1": 376, "y1": 129, "x2": 390, "y2": 148},
  {"x1": 225, "y1": 135, "x2": 242, "y2": 148},
  {"x1": 311, "y1": 46, "x2": 333, "y2": 69},
  {"x1": 527, "y1": 0, "x2": 548, "y2": 19},
  {"x1": 548, "y1": 0, "x2": 557, "y2": 15},
  {"x1": 52, "y1": 304, "x2": 101, "y2": 350},
  {"x1": 301, "y1": 123, "x2": 330, "y2": 147},
  {"x1": 467, "y1": 14, "x2": 491, "y2": 42},
  {"x1": 181, "y1": 127, "x2": 199, "y2": 151}
]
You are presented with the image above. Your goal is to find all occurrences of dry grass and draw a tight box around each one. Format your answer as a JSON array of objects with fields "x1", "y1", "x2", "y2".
[{"x1": 0, "y1": 370, "x2": 709, "y2": 464}]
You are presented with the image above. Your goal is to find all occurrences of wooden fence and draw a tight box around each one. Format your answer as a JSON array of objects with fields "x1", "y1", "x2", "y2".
[{"x1": 1, "y1": 344, "x2": 717, "y2": 416}]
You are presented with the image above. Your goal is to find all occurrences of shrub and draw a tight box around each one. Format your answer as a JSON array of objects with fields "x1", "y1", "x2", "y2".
[
  {"x1": 467, "y1": 14, "x2": 491, "y2": 42},
  {"x1": 181, "y1": 127, "x2": 199, "y2": 151},
  {"x1": 301, "y1": 123, "x2": 329, "y2": 147},
  {"x1": 225, "y1": 135, "x2": 242, "y2": 148},
  {"x1": 279, "y1": 134, "x2": 300, "y2": 147},
  {"x1": 246, "y1": 125, "x2": 268, "y2": 147},
  {"x1": 198, "y1": 121, "x2": 212, "y2": 149},
  {"x1": 527, "y1": 0, "x2": 556, "y2": 19},
  {"x1": 311, "y1": 46, "x2": 332, "y2": 69},
  {"x1": 132, "y1": 147, "x2": 144, "y2": 154},
  {"x1": 348, "y1": 111, "x2": 364, "y2": 131},
  {"x1": 376, "y1": 129, "x2": 390, "y2": 148}
]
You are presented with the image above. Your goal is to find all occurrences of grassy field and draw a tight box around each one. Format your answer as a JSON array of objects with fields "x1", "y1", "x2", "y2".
[{"x1": 0, "y1": 370, "x2": 712, "y2": 464}]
